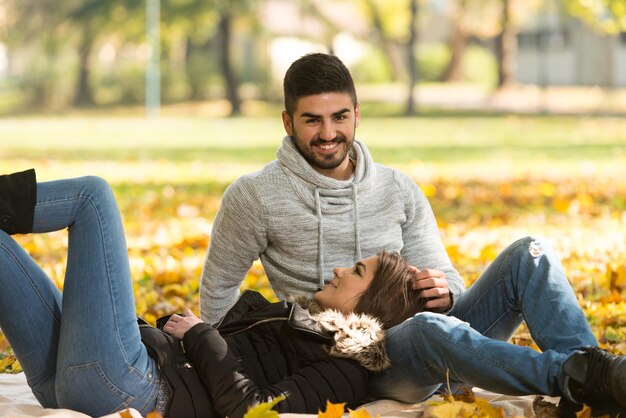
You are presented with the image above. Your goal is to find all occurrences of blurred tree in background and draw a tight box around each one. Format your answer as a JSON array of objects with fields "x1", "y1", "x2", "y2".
[
  {"x1": 0, "y1": 0, "x2": 625, "y2": 116},
  {"x1": 564, "y1": 0, "x2": 626, "y2": 34},
  {"x1": 1, "y1": 0, "x2": 146, "y2": 108}
]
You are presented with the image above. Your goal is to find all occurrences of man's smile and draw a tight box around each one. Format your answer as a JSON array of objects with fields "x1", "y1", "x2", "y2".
[{"x1": 314, "y1": 142, "x2": 342, "y2": 154}]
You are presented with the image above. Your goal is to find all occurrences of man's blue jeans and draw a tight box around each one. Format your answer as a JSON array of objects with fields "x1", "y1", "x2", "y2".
[
  {"x1": 0, "y1": 177, "x2": 159, "y2": 416},
  {"x1": 369, "y1": 236, "x2": 597, "y2": 403}
]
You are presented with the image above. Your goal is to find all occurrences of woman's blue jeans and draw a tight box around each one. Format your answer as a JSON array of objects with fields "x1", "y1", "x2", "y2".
[
  {"x1": 369, "y1": 236, "x2": 597, "y2": 403},
  {"x1": 0, "y1": 177, "x2": 159, "y2": 416}
]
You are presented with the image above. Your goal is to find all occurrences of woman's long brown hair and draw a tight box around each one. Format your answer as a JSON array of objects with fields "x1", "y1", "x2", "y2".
[{"x1": 353, "y1": 251, "x2": 426, "y2": 329}]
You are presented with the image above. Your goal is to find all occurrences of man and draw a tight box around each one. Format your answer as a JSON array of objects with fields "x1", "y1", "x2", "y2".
[
  {"x1": 200, "y1": 53, "x2": 625, "y2": 416},
  {"x1": 200, "y1": 53, "x2": 462, "y2": 323}
]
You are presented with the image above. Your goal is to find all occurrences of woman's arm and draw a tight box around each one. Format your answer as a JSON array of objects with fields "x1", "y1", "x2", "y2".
[{"x1": 182, "y1": 323, "x2": 369, "y2": 418}]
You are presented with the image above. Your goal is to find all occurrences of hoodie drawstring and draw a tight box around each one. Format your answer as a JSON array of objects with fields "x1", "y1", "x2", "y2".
[
  {"x1": 314, "y1": 188, "x2": 325, "y2": 290},
  {"x1": 314, "y1": 185, "x2": 363, "y2": 290},
  {"x1": 352, "y1": 184, "x2": 362, "y2": 261}
]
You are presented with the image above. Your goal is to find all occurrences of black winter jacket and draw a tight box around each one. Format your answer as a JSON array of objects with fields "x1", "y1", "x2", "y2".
[{"x1": 140, "y1": 291, "x2": 389, "y2": 418}]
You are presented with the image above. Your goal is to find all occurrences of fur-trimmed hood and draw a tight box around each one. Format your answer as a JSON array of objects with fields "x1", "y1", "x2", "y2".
[
  {"x1": 292, "y1": 297, "x2": 390, "y2": 372},
  {"x1": 217, "y1": 290, "x2": 390, "y2": 373}
]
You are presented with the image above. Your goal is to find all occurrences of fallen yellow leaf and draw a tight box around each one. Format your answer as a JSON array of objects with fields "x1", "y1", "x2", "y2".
[
  {"x1": 348, "y1": 407, "x2": 379, "y2": 418},
  {"x1": 425, "y1": 379, "x2": 505, "y2": 418},
  {"x1": 576, "y1": 405, "x2": 592, "y2": 418},
  {"x1": 118, "y1": 410, "x2": 134, "y2": 418},
  {"x1": 318, "y1": 401, "x2": 346, "y2": 418},
  {"x1": 0, "y1": 354, "x2": 21, "y2": 374},
  {"x1": 474, "y1": 398, "x2": 505, "y2": 418},
  {"x1": 424, "y1": 400, "x2": 478, "y2": 418},
  {"x1": 244, "y1": 396, "x2": 286, "y2": 418}
]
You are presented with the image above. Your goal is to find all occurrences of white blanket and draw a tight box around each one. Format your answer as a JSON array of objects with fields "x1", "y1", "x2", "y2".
[
  {"x1": 0, "y1": 373, "x2": 555, "y2": 418},
  {"x1": 0, "y1": 374, "x2": 134, "y2": 418}
]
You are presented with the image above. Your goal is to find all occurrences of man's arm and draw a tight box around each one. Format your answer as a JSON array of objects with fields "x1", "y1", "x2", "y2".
[
  {"x1": 394, "y1": 171, "x2": 465, "y2": 311},
  {"x1": 200, "y1": 178, "x2": 268, "y2": 324}
]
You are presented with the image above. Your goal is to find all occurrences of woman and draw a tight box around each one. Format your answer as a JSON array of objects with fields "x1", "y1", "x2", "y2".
[{"x1": 0, "y1": 170, "x2": 424, "y2": 418}]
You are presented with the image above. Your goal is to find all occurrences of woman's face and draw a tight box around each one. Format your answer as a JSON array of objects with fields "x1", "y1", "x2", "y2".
[{"x1": 313, "y1": 255, "x2": 379, "y2": 314}]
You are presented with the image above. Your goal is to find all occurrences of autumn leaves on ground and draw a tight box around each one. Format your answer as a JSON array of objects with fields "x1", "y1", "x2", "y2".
[{"x1": 0, "y1": 115, "x2": 625, "y2": 406}]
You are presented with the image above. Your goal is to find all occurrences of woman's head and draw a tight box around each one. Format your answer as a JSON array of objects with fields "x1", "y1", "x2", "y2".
[{"x1": 313, "y1": 251, "x2": 426, "y2": 328}]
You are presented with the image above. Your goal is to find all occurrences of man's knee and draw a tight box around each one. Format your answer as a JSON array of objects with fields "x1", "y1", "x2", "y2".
[
  {"x1": 500, "y1": 235, "x2": 567, "y2": 294},
  {"x1": 388, "y1": 312, "x2": 468, "y2": 345},
  {"x1": 503, "y1": 235, "x2": 559, "y2": 267}
]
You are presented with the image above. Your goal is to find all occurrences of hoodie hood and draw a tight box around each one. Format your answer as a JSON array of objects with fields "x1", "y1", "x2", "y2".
[
  {"x1": 277, "y1": 136, "x2": 377, "y2": 290},
  {"x1": 221, "y1": 292, "x2": 389, "y2": 372},
  {"x1": 276, "y1": 136, "x2": 375, "y2": 196}
]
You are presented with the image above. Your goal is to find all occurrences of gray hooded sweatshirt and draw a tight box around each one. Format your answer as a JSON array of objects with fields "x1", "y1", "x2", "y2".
[{"x1": 200, "y1": 136, "x2": 464, "y2": 324}]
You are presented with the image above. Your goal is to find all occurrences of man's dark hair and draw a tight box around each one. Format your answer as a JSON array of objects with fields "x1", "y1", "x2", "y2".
[
  {"x1": 354, "y1": 251, "x2": 426, "y2": 329},
  {"x1": 283, "y1": 53, "x2": 357, "y2": 118}
]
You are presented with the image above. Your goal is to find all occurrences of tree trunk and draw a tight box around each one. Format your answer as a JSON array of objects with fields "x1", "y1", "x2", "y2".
[
  {"x1": 365, "y1": 0, "x2": 405, "y2": 82},
  {"x1": 442, "y1": 12, "x2": 468, "y2": 82},
  {"x1": 73, "y1": 29, "x2": 95, "y2": 107},
  {"x1": 495, "y1": 0, "x2": 517, "y2": 88},
  {"x1": 405, "y1": 0, "x2": 418, "y2": 115},
  {"x1": 185, "y1": 36, "x2": 207, "y2": 101},
  {"x1": 217, "y1": 9, "x2": 241, "y2": 116}
]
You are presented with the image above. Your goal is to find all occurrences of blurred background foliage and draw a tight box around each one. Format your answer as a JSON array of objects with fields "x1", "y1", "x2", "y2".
[{"x1": 1, "y1": 0, "x2": 626, "y2": 116}]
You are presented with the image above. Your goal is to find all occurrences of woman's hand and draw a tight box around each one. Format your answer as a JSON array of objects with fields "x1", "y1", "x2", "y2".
[
  {"x1": 163, "y1": 308, "x2": 204, "y2": 339},
  {"x1": 409, "y1": 266, "x2": 452, "y2": 312}
]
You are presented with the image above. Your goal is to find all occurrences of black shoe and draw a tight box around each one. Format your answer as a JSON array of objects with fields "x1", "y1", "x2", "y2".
[
  {"x1": 558, "y1": 398, "x2": 626, "y2": 418},
  {"x1": 0, "y1": 169, "x2": 36, "y2": 234},
  {"x1": 556, "y1": 398, "x2": 582, "y2": 418},
  {"x1": 563, "y1": 346, "x2": 626, "y2": 415}
]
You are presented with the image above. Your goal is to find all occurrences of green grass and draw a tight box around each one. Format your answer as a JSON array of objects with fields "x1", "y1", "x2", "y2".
[
  {"x1": 1, "y1": 113, "x2": 624, "y2": 222},
  {"x1": 1, "y1": 115, "x2": 625, "y2": 165}
]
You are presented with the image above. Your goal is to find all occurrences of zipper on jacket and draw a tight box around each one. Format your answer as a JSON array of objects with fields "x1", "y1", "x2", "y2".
[
  {"x1": 222, "y1": 317, "x2": 289, "y2": 336},
  {"x1": 177, "y1": 362, "x2": 194, "y2": 369},
  {"x1": 222, "y1": 317, "x2": 334, "y2": 342}
]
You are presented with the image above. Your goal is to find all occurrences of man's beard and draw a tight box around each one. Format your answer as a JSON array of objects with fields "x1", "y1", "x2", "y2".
[{"x1": 293, "y1": 132, "x2": 354, "y2": 170}]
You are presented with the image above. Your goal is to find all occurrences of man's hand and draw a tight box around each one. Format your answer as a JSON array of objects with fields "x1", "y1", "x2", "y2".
[
  {"x1": 409, "y1": 266, "x2": 452, "y2": 312},
  {"x1": 163, "y1": 308, "x2": 204, "y2": 339}
]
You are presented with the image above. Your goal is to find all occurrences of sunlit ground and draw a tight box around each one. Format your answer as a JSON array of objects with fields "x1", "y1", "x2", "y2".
[{"x1": 1, "y1": 110, "x2": 625, "y2": 363}]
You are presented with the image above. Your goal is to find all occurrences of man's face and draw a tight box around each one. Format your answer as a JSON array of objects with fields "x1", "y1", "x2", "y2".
[{"x1": 282, "y1": 92, "x2": 360, "y2": 180}]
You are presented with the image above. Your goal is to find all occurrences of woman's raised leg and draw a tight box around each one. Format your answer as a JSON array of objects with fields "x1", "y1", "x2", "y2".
[
  {"x1": 41, "y1": 176, "x2": 159, "y2": 416},
  {"x1": 0, "y1": 231, "x2": 62, "y2": 408},
  {"x1": 0, "y1": 169, "x2": 60, "y2": 407},
  {"x1": 0, "y1": 175, "x2": 159, "y2": 416}
]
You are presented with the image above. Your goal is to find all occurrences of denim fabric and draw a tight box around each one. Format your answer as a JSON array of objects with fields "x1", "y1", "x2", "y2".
[
  {"x1": 0, "y1": 177, "x2": 159, "y2": 416},
  {"x1": 369, "y1": 236, "x2": 597, "y2": 403}
]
